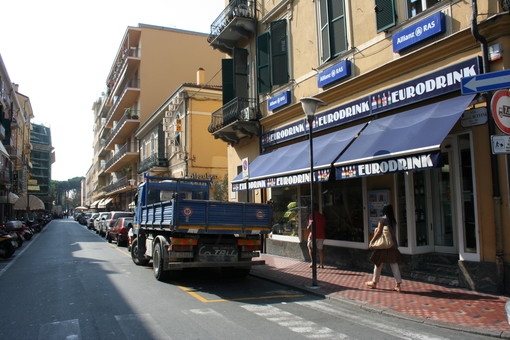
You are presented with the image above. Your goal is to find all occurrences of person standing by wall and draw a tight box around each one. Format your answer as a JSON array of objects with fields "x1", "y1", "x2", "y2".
[
  {"x1": 307, "y1": 204, "x2": 326, "y2": 268},
  {"x1": 366, "y1": 204, "x2": 404, "y2": 292}
]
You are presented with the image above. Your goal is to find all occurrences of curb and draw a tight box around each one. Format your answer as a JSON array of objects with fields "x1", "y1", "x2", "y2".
[{"x1": 250, "y1": 271, "x2": 510, "y2": 339}]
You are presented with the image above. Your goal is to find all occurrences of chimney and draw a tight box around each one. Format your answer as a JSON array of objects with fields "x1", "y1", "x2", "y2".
[{"x1": 197, "y1": 68, "x2": 205, "y2": 86}]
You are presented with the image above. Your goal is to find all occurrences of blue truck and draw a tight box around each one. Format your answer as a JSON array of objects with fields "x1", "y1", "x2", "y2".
[{"x1": 131, "y1": 174, "x2": 272, "y2": 280}]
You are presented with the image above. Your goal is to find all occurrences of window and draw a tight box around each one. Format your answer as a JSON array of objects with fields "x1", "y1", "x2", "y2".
[
  {"x1": 319, "y1": 0, "x2": 348, "y2": 63},
  {"x1": 222, "y1": 48, "x2": 248, "y2": 103},
  {"x1": 407, "y1": 0, "x2": 442, "y2": 18},
  {"x1": 256, "y1": 20, "x2": 289, "y2": 95},
  {"x1": 375, "y1": 0, "x2": 397, "y2": 32}
]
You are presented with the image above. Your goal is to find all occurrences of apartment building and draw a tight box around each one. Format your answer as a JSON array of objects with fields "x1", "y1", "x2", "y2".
[
  {"x1": 88, "y1": 24, "x2": 223, "y2": 211},
  {"x1": 207, "y1": 0, "x2": 510, "y2": 294},
  {"x1": 28, "y1": 123, "x2": 54, "y2": 210}
]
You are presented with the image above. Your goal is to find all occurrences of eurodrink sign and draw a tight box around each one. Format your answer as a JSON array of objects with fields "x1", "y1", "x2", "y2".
[
  {"x1": 318, "y1": 60, "x2": 351, "y2": 88},
  {"x1": 393, "y1": 12, "x2": 445, "y2": 53},
  {"x1": 268, "y1": 91, "x2": 291, "y2": 111},
  {"x1": 260, "y1": 57, "x2": 480, "y2": 149}
]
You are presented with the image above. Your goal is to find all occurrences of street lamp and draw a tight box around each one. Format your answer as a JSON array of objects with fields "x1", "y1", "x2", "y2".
[
  {"x1": 300, "y1": 97, "x2": 326, "y2": 287},
  {"x1": 128, "y1": 178, "x2": 136, "y2": 211}
]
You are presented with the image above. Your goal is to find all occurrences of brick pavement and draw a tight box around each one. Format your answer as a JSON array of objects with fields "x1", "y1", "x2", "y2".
[{"x1": 251, "y1": 254, "x2": 510, "y2": 339}]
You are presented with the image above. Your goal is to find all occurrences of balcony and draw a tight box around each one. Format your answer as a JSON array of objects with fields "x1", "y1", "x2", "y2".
[
  {"x1": 105, "y1": 79, "x2": 140, "y2": 128},
  {"x1": 104, "y1": 110, "x2": 140, "y2": 150},
  {"x1": 208, "y1": 0, "x2": 256, "y2": 54},
  {"x1": 208, "y1": 97, "x2": 260, "y2": 145},
  {"x1": 137, "y1": 153, "x2": 169, "y2": 174},
  {"x1": 104, "y1": 176, "x2": 134, "y2": 195},
  {"x1": 104, "y1": 143, "x2": 138, "y2": 173}
]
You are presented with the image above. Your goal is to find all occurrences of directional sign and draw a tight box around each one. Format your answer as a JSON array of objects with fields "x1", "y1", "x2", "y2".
[{"x1": 461, "y1": 69, "x2": 510, "y2": 94}]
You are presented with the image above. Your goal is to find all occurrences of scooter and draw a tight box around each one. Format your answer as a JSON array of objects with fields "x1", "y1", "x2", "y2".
[{"x1": 0, "y1": 229, "x2": 15, "y2": 258}]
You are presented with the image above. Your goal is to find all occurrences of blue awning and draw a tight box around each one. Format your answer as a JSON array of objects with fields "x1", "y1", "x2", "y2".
[
  {"x1": 334, "y1": 95, "x2": 476, "y2": 179},
  {"x1": 232, "y1": 123, "x2": 367, "y2": 191}
]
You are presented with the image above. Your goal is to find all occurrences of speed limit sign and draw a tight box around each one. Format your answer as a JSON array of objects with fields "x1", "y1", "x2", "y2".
[{"x1": 491, "y1": 89, "x2": 510, "y2": 134}]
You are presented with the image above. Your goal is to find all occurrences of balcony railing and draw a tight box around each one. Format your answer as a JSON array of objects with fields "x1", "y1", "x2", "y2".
[
  {"x1": 137, "y1": 153, "x2": 169, "y2": 174},
  {"x1": 208, "y1": 0, "x2": 256, "y2": 53},
  {"x1": 208, "y1": 97, "x2": 258, "y2": 133},
  {"x1": 107, "y1": 47, "x2": 140, "y2": 94},
  {"x1": 104, "y1": 176, "x2": 132, "y2": 194},
  {"x1": 106, "y1": 78, "x2": 140, "y2": 125},
  {"x1": 104, "y1": 109, "x2": 140, "y2": 148},
  {"x1": 105, "y1": 143, "x2": 131, "y2": 170}
]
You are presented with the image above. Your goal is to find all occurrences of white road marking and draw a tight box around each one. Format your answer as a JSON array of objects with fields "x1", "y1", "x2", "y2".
[
  {"x1": 38, "y1": 319, "x2": 80, "y2": 340},
  {"x1": 297, "y1": 300, "x2": 449, "y2": 340},
  {"x1": 241, "y1": 304, "x2": 352, "y2": 339},
  {"x1": 115, "y1": 313, "x2": 173, "y2": 340}
]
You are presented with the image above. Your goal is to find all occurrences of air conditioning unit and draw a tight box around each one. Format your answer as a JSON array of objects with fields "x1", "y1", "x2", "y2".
[{"x1": 241, "y1": 107, "x2": 255, "y2": 120}]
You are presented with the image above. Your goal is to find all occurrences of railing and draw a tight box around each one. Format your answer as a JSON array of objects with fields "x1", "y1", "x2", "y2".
[
  {"x1": 104, "y1": 176, "x2": 132, "y2": 194},
  {"x1": 107, "y1": 47, "x2": 140, "y2": 93},
  {"x1": 104, "y1": 109, "x2": 139, "y2": 147},
  {"x1": 208, "y1": 0, "x2": 254, "y2": 43},
  {"x1": 137, "y1": 153, "x2": 169, "y2": 174},
  {"x1": 208, "y1": 97, "x2": 258, "y2": 133},
  {"x1": 106, "y1": 78, "x2": 140, "y2": 122},
  {"x1": 104, "y1": 143, "x2": 132, "y2": 170}
]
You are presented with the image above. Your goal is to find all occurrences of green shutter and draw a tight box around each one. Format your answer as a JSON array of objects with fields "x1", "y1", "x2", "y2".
[
  {"x1": 234, "y1": 48, "x2": 248, "y2": 100},
  {"x1": 270, "y1": 20, "x2": 289, "y2": 86},
  {"x1": 375, "y1": 0, "x2": 396, "y2": 32},
  {"x1": 257, "y1": 32, "x2": 271, "y2": 95},
  {"x1": 319, "y1": 0, "x2": 331, "y2": 62},
  {"x1": 222, "y1": 58, "x2": 234, "y2": 105}
]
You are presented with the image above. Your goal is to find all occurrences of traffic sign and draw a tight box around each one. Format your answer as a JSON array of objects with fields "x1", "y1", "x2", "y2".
[
  {"x1": 491, "y1": 135, "x2": 510, "y2": 154},
  {"x1": 461, "y1": 69, "x2": 510, "y2": 94},
  {"x1": 491, "y1": 90, "x2": 510, "y2": 134}
]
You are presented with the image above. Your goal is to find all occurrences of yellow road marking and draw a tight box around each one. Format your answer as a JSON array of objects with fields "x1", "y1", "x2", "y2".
[
  {"x1": 177, "y1": 285, "x2": 304, "y2": 303},
  {"x1": 108, "y1": 239, "x2": 304, "y2": 303}
]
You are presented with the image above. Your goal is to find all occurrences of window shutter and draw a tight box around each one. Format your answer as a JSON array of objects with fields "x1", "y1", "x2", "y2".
[
  {"x1": 233, "y1": 48, "x2": 248, "y2": 100},
  {"x1": 330, "y1": 0, "x2": 347, "y2": 57},
  {"x1": 222, "y1": 58, "x2": 234, "y2": 105},
  {"x1": 319, "y1": 0, "x2": 331, "y2": 62},
  {"x1": 257, "y1": 32, "x2": 271, "y2": 95},
  {"x1": 270, "y1": 20, "x2": 289, "y2": 86},
  {"x1": 375, "y1": 0, "x2": 396, "y2": 32}
]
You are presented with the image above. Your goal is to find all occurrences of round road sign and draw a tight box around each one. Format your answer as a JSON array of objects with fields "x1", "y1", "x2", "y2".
[{"x1": 491, "y1": 89, "x2": 510, "y2": 134}]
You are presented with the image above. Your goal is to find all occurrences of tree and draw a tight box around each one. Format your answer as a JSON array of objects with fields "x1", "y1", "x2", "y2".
[{"x1": 52, "y1": 177, "x2": 84, "y2": 211}]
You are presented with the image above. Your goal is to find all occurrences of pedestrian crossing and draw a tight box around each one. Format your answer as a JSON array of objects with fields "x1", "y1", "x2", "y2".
[{"x1": 34, "y1": 300, "x2": 454, "y2": 340}]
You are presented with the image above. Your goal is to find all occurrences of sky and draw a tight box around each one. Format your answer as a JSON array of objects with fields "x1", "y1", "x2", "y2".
[{"x1": 0, "y1": 0, "x2": 225, "y2": 181}]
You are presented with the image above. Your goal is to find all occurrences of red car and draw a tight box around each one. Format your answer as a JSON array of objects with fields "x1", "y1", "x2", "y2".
[{"x1": 106, "y1": 217, "x2": 133, "y2": 246}]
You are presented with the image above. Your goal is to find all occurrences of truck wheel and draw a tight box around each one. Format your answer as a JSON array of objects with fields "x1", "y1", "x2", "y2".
[
  {"x1": 153, "y1": 243, "x2": 169, "y2": 281},
  {"x1": 131, "y1": 238, "x2": 149, "y2": 266}
]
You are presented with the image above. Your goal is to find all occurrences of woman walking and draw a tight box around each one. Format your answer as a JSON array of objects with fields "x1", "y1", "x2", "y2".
[{"x1": 365, "y1": 204, "x2": 405, "y2": 292}]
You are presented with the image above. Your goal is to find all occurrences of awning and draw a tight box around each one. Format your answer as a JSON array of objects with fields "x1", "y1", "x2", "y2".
[
  {"x1": 232, "y1": 123, "x2": 367, "y2": 191},
  {"x1": 0, "y1": 192, "x2": 19, "y2": 204},
  {"x1": 98, "y1": 197, "x2": 113, "y2": 208},
  {"x1": 89, "y1": 199, "x2": 101, "y2": 209},
  {"x1": 13, "y1": 194, "x2": 45, "y2": 211},
  {"x1": 334, "y1": 95, "x2": 476, "y2": 179}
]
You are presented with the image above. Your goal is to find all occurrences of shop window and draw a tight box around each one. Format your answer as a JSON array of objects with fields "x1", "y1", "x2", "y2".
[
  {"x1": 270, "y1": 186, "x2": 301, "y2": 237},
  {"x1": 256, "y1": 20, "x2": 289, "y2": 95},
  {"x1": 322, "y1": 178, "x2": 364, "y2": 242},
  {"x1": 458, "y1": 134, "x2": 477, "y2": 253},
  {"x1": 319, "y1": 0, "x2": 348, "y2": 62}
]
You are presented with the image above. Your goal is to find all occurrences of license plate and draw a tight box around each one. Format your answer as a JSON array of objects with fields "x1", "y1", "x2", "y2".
[{"x1": 198, "y1": 245, "x2": 238, "y2": 262}]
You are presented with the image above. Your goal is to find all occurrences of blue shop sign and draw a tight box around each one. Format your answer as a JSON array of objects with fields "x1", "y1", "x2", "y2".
[
  {"x1": 393, "y1": 12, "x2": 445, "y2": 53},
  {"x1": 268, "y1": 91, "x2": 291, "y2": 111},
  {"x1": 317, "y1": 60, "x2": 351, "y2": 88}
]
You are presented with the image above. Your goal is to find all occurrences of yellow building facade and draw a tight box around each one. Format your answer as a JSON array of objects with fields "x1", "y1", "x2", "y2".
[{"x1": 208, "y1": 0, "x2": 510, "y2": 293}]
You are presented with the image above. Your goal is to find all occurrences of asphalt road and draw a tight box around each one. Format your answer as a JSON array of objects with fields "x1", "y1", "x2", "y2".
[{"x1": 0, "y1": 219, "x2": 496, "y2": 340}]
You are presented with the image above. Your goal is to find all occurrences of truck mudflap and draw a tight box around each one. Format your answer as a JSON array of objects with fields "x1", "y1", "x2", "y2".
[{"x1": 164, "y1": 259, "x2": 265, "y2": 270}]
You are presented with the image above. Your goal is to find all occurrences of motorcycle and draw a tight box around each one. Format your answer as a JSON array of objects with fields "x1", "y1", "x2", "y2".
[
  {"x1": 2, "y1": 221, "x2": 24, "y2": 248},
  {"x1": 0, "y1": 229, "x2": 15, "y2": 258}
]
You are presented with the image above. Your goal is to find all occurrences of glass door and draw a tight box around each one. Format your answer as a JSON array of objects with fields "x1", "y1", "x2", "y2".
[{"x1": 430, "y1": 140, "x2": 457, "y2": 253}]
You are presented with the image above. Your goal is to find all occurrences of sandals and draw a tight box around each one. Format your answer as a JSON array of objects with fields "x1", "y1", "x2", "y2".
[
  {"x1": 365, "y1": 281, "x2": 377, "y2": 289},
  {"x1": 393, "y1": 283, "x2": 401, "y2": 293}
]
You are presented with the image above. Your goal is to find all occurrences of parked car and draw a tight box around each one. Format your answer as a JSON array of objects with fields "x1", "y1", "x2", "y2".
[
  {"x1": 95, "y1": 212, "x2": 111, "y2": 235},
  {"x1": 78, "y1": 213, "x2": 90, "y2": 225},
  {"x1": 87, "y1": 213, "x2": 99, "y2": 230},
  {"x1": 106, "y1": 217, "x2": 133, "y2": 246},
  {"x1": 100, "y1": 211, "x2": 133, "y2": 237}
]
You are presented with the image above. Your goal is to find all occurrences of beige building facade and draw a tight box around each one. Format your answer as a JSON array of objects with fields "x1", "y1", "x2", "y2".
[
  {"x1": 88, "y1": 24, "x2": 224, "y2": 211},
  {"x1": 207, "y1": 0, "x2": 510, "y2": 293}
]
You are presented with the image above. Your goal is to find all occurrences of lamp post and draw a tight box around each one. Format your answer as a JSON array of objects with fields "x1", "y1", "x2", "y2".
[
  {"x1": 128, "y1": 178, "x2": 135, "y2": 211},
  {"x1": 300, "y1": 97, "x2": 326, "y2": 287}
]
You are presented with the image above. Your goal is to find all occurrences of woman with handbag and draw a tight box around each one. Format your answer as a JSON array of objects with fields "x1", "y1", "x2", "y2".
[{"x1": 365, "y1": 204, "x2": 405, "y2": 292}]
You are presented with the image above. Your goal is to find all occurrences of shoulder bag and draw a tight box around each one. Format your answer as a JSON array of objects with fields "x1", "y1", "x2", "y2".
[{"x1": 370, "y1": 226, "x2": 394, "y2": 249}]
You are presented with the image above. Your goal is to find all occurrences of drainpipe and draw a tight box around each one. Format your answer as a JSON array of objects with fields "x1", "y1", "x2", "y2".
[{"x1": 471, "y1": 0, "x2": 504, "y2": 293}]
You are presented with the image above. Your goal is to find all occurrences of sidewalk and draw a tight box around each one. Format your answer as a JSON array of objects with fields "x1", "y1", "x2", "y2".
[{"x1": 251, "y1": 254, "x2": 510, "y2": 339}]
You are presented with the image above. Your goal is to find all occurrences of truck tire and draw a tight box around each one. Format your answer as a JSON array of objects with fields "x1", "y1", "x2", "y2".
[
  {"x1": 153, "y1": 242, "x2": 169, "y2": 281},
  {"x1": 131, "y1": 238, "x2": 149, "y2": 266}
]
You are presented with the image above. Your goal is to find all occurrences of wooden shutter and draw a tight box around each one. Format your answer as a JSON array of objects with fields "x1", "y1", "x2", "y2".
[
  {"x1": 222, "y1": 58, "x2": 234, "y2": 105},
  {"x1": 270, "y1": 20, "x2": 289, "y2": 86},
  {"x1": 233, "y1": 48, "x2": 248, "y2": 100},
  {"x1": 257, "y1": 32, "x2": 271, "y2": 95},
  {"x1": 375, "y1": 0, "x2": 396, "y2": 32}
]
